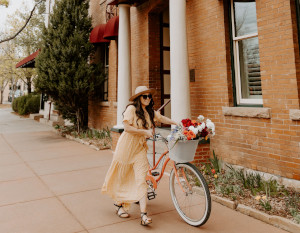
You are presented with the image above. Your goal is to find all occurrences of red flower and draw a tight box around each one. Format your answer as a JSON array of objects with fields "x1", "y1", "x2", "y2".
[
  {"x1": 211, "y1": 169, "x2": 216, "y2": 174},
  {"x1": 181, "y1": 118, "x2": 192, "y2": 127},
  {"x1": 200, "y1": 127, "x2": 209, "y2": 137}
]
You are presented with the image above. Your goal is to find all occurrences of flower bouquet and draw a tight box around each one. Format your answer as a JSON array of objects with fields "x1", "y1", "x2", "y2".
[{"x1": 167, "y1": 115, "x2": 215, "y2": 163}]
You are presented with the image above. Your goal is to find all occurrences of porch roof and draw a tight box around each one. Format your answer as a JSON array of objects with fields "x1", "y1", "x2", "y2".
[{"x1": 16, "y1": 50, "x2": 40, "y2": 68}]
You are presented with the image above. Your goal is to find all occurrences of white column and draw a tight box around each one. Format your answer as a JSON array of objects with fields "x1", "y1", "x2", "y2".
[
  {"x1": 169, "y1": 0, "x2": 191, "y2": 122},
  {"x1": 114, "y1": 4, "x2": 131, "y2": 129}
]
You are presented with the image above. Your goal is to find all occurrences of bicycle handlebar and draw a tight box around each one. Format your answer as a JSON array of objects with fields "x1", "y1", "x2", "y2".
[{"x1": 147, "y1": 133, "x2": 168, "y2": 144}]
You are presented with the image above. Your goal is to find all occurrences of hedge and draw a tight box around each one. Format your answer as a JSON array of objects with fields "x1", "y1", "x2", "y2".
[{"x1": 12, "y1": 94, "x2": 40, "y2": 115}]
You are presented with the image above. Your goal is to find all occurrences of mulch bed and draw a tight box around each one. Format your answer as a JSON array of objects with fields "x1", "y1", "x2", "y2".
[{"x1": 203, "y1": 170, "x2": 300, "y2": 224}]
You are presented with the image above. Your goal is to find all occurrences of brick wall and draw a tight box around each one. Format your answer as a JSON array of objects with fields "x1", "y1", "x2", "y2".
[
  {"x1": 194, "y1": 143, "x2": 210, "y2": 168},
  {"x1": 185, "y1": 0, "x2": 300, "y2": 180},
  {"x1": 89, "y1": 0, "x2": 300, "y2": 181},
  {"x1": 88, "y1": 1, "x2": 118, "y2": 130}
]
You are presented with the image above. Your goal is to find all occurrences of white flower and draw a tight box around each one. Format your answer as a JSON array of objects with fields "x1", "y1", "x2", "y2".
[
  {"x1": 197, "y1": 115, "x2": 205, "y2": 122},
  {"x1": 197, "y1": 125, "x2": 203, "y2": 132},
  {"x1": 201, "y1": 122, "x2": 206, "y2": 129},
  {"x1": 188, "y1": 126, "x2": 198, "y2": 135},
  {"x1": 167, "y1": 135, "x2": 172, "y2": 141},
  {"x1": 206, "y1": 121, "x2": 215, "y2": 131}
]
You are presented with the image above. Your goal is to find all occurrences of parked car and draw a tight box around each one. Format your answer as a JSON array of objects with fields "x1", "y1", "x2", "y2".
[
  {"x1": 8, "y1": 91, "x2": 12, "y2": 102},
  {"x1": 8, "y1": 90, "x2": 23, "y2": 102}
]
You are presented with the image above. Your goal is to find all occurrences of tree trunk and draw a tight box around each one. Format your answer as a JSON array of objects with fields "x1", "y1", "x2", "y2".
[
  {"x1": 27, "y1": 77, "x2": 31, "y2": 94},
  {"x1": 0, "y1": 90, "x2": 3, "y2": 104},
  {"x1": 76, "y1": 106, "x2": 88, "y2": 133}
]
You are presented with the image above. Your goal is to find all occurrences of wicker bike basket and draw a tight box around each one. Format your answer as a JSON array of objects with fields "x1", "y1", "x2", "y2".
[{"x1": 169, "y1": 139, "x2": 200, "y2": 163}]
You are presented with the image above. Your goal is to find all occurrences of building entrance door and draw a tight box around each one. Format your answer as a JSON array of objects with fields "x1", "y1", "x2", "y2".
[{"x1": 160, "y1": 8, "x2": 171, "y2": 119}]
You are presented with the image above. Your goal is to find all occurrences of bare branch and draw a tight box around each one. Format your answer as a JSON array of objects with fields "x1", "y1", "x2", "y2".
[{"x1": 0, "y1": 0, "x2": 44, "y2": 44}]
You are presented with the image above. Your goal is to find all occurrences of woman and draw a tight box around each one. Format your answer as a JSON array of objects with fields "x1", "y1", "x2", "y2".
[{"x1": 101, "y1": 86, "x2": 177, "y2": 226}]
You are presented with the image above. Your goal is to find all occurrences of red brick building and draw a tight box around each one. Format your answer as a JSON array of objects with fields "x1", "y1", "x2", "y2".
[{"x1": 88, "y1": 0, "x2": 300, "y2": 182}]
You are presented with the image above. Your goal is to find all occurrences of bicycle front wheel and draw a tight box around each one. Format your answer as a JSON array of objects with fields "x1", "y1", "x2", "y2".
[{"x1": 169, "y1": 162, "x2": 211, "y2": 227}]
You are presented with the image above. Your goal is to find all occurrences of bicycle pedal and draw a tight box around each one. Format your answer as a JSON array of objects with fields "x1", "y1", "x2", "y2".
[
  {"x1": 147, "y1": 191, "x2": 156, "y2": 200},
  {"x1": 151, "y1": 171, "x2": 160, "y2": 176}
]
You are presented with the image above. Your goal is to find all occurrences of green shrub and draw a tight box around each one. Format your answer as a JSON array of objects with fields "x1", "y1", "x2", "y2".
[
  {"x1": 12, "y1": 97, "x2": 19, "y2": 112},
  {"x1": 13, "y1": 94, "x2": 40, "y2": 115},
  {"x1": 17, "y1": 95, "x2": 29, "y2": 115},
  {"x1": 23, "y1": 95, "x2": 40, "y2": 114}
]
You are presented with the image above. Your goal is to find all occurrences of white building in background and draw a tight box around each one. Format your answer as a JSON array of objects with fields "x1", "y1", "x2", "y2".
[{"x1": 45, "y1": 0, "x2": 55, "y2": 27}]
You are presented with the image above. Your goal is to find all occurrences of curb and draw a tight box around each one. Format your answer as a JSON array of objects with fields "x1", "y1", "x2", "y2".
[
  {"x1": 65, "y1": 134, "x2": 101, "y2": 151},
  {"x1": 211, "y1": 194, "x2": 300, "y2": 233},
  {"x1": 211, "y1": 194, "x2": 237, "y2": 209}
]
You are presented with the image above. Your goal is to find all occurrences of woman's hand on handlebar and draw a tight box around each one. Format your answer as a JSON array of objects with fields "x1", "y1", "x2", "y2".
[{"x1": 143, "y1": 129, "x2": 153, "y2": 138}]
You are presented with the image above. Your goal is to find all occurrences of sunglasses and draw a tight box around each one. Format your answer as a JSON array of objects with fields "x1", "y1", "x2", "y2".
[{"x1": 142, "y1": 94, "x2": 152, "y2": 100}]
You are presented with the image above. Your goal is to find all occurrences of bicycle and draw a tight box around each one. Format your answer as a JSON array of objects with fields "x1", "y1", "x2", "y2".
[{"x1": 146, "y1": 133, "x2": 211, "y2": 227}]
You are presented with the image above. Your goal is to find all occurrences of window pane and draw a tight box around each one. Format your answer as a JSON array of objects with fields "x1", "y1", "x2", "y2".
[
  {"x1": 164, "y1": 98, "x2": 171, "y2": 118},
  {"x1": 163, "y1": 50, "x2": 170, "y2": 70},
  {"x1": 163, "y1": 9, "x2": 169, "y2": 24},
  {"x1": 163, "y1": 74, "x2": 170, "y2": 95},
  {"x1": 105, "y1": 44, "x2": 109, "y2": 67},
  {"x1": 238, "y1": 37, "x2": 262, "y2": 99},
  {"x1": 163, "y1": 27, "x2": 170, "y2": 47},
  {"x1": 234, "y1": 0, "x2": 257, "y2": 37}
]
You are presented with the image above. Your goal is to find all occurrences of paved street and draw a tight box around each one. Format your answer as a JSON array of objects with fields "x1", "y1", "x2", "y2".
[{"x1": 0, "y1": 106, "x2": 289, "y2": 233}]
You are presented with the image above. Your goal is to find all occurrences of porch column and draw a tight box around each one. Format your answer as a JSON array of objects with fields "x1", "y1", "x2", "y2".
[
  {"x1": 169, "y1": 0, "x2": 191, "y2": 122},
  {"x1": 114, "y1": 4, "x2": 131, "y2": 129}
]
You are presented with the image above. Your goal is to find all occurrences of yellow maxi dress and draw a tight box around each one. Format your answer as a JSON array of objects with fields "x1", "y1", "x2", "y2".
[{"x1": 101, "y1": 105, "x2": 162, "y2": 211}]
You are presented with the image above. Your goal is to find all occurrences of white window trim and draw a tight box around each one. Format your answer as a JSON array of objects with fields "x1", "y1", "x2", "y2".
[{"x1": 230, "y1": 0, "x2": 263, "y2": 105}]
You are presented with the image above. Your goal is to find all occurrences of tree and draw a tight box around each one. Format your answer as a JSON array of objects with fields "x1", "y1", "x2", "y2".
[
  {"x1": 35, "y1": 0, "x2": 105, "y2": 132},
  {"x1": 4, "y1": 0, "x2": 45, "y2": 93},
  {"x1": 0, "y1": 0, "x2": 45, "y2": 44},
  {"x1": 0, "y1": 41, "x2": 27, "y2": 103},
  {"x1": 0, "y1": 61, "x2": 10, "y2": 104},
  {"x1": 0, "y1": 0, "x2": 9, "y2": 7}
]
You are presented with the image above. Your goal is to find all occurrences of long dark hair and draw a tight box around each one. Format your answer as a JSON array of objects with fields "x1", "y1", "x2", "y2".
[{"x1": 123, "y1": 96, "x2": 155, "y2": 129}]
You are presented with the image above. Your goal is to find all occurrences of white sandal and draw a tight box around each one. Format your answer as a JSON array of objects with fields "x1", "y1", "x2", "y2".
[
  {"x1": 141, "y1": 212, "x2": 152, "y2": 226},
  {"x1": 114, "y1": 204, "x2": 129, "y2": 218}
]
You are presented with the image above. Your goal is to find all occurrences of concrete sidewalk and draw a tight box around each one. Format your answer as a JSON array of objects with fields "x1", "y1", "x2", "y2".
[{"x1": 0, "y1": 107, "x2": 289, "y2": 233}]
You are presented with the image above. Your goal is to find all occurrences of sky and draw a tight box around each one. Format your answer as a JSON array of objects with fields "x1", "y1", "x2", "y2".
[{"x1": 0, "y1": 0, "x2": 34, "y2": 32}]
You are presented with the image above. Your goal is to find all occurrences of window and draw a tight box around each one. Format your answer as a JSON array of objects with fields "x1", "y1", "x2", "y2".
[
  {"x1": 230, "y1": 0, "x2": 262, "y2": 105},
  {"x1": 100, "y1": 44, "x2": 109, "y2": 101}
]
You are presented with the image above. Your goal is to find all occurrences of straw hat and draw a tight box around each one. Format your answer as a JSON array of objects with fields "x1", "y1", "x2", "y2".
[{"x1": 129, "y1": 86, "x2": 156, "y2": 101}]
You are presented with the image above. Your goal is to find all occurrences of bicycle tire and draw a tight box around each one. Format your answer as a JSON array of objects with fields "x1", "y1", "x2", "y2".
[{"x1": 169, "y1": 162, "x2": 211, "y2": 226}]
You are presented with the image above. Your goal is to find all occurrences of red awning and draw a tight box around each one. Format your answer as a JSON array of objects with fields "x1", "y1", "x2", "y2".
[
  {"x1": 16, "y1": 50, "x2": 40, "y2": 68},
  {"x1": 107, "y1": 0, "x2": 148, "y2": 6},
  {"x1": 103, "y1": 16, "x2": 119, "y2": 40},
  {"x1": 90, "y1": 24, "x2": 110, "y2": 44}
]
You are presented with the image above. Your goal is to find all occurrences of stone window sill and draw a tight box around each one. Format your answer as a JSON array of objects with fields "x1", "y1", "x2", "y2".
[
  {"x1": 222, "y1": 107, "x2": 271, "y2": 119},
  {"x1": 290, "y1": 109, "x2": 300, "y2": 120},
  {"x1": 100, "y1": 101, "x2": 109, "y2": 107}
]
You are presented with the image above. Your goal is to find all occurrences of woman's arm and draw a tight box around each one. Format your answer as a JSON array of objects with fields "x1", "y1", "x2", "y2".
[
  {"x1": 123, "y1": 121, "x2": 153, "y2": 138},
  {"x1": 156, "y1": 112, "x2": 178, "y2": 125}
]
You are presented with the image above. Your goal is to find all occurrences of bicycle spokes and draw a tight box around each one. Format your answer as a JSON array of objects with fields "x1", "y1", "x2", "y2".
[{"x1": 170, "y1": 163, "x2": 211, "y2": 226}]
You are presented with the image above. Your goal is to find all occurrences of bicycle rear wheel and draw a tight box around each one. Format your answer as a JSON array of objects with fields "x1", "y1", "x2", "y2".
[{"x1": 169, "y1": 162, "x2": 211, "y2": 226}]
